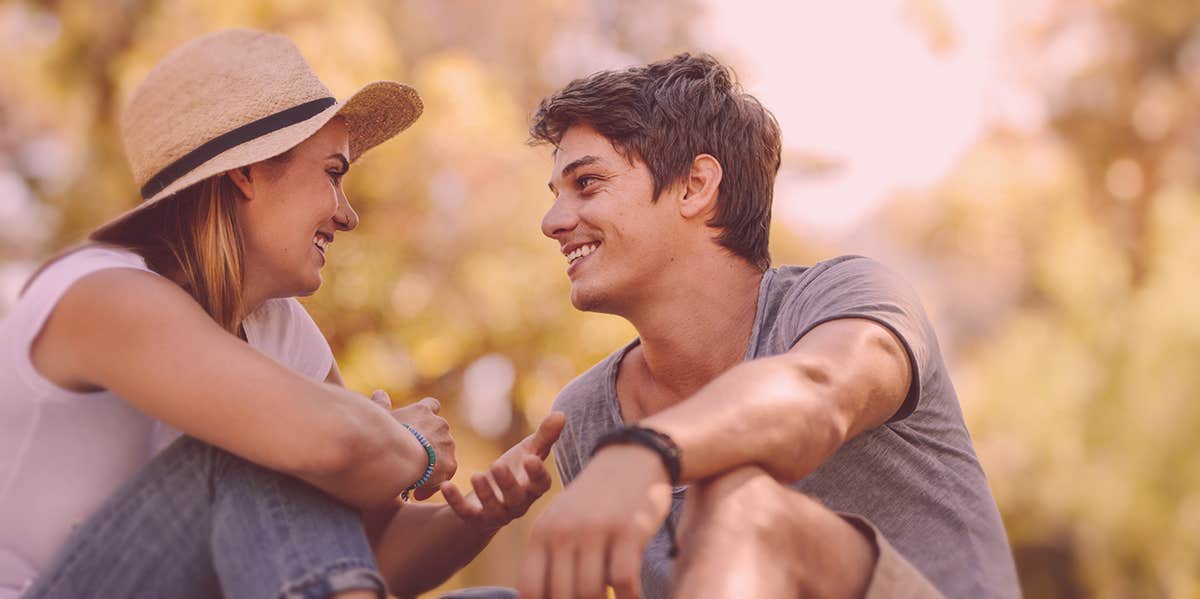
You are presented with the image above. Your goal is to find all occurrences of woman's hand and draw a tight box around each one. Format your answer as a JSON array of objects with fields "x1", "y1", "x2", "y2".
[
  {"x1": 382, "y1": 391, "x2": 458, "y2": 500},
  {"x1": 441, "y1": 412, "x2": 566, "y2": 533}
]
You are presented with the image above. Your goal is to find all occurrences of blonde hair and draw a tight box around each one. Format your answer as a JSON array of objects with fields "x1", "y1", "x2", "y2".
[{"x1": 89, "y1": 174, "x2": 247, "y2": 334}]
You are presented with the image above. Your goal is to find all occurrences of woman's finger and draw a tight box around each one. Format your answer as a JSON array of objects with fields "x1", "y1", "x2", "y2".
[
  {"x1": 493, "y1": 462, "x2": 527, "y2": 511},
  {"x1": 524, "y1": 454, "x2": 553, "y2": 496},
  {"x1": 441, "y1": 481, "x2": 481, "y2": 519},
  {"x1": 418, "y1": 396, "x2": 441, "y2": 413},
  {"x1": 369, "y1": 389, "x2": 391, "y2": 410},
  {"x1": 471, "y1": 472, "x2": 502, "y2": 509},
  {"x1": 527, "y1": 411, "x2": 567, "y2": 459}
]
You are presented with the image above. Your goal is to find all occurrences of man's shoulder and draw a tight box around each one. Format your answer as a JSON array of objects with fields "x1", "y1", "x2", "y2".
[
  {"x1": 767, "y1": 255, "x2": 917, "y2": 313},
  {"x1": 771, "y1": 255, "x2": 888, "y2": 288}
]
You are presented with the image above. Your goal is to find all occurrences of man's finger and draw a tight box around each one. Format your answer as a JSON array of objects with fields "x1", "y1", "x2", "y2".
[
  {"x1": 528, "y1": 412, "x2": 567, "y2": 459},
  {"x1": 608, "y1": 534, "x2": 644, "y2": 599},
  {"x1": 419, "y1": 396, "x2": 442, "y2": 413},
  {"x1": 518, "y1": 539, "x2": 549, "y2": 599},
  {"x1": 575, "y1": 537, "x2": 607, "y2": 599},
  {"x1": 548, "y1": 539, "x2": 575, "y2": 599}
]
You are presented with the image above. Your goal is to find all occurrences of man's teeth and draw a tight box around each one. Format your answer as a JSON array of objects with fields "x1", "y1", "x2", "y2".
[
  {"x1": 566, "y1": 243, "x2": 599, "y2": 263},
  {"x1": 313, "y1": 235, "x2": 329, "y2": 251}
]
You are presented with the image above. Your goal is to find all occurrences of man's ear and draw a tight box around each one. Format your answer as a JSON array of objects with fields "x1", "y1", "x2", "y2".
[
  {"x1": 227, "y1": 165, "x2": 255, "y2": 200},
  {"x1": 678, "y1": 154, "x2": 722, "y2": 220}
]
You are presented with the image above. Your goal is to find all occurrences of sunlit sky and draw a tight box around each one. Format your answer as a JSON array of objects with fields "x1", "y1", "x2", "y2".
[{"x1": 698, "y1": 0, "x2": 1043, "y2": 236}]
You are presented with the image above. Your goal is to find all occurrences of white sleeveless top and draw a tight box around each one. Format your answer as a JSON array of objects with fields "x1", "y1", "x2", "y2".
[{"x1": 0, "y1": 245, "x2": 334, "y2": 597}]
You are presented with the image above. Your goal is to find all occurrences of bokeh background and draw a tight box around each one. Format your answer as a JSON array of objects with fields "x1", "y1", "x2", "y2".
[{"x1": 2, "y1": 0, "x2": 1198, "y2": 597}]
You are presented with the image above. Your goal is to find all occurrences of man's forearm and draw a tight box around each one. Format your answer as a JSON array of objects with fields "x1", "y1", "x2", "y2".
[
  {"x1": 638, "y1": 352, "x2": 848, "y2": 484},
  {"x1": 373, "y1": 503, "x2": 499, "y2": 597},
  {"x1": 637, "y1": 318, "x2": 910, "y2": 484}
]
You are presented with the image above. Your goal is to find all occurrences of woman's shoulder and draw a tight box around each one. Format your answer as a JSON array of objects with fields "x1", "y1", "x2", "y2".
[
  {"x1": 52, "y1": 243, "x2": 148, "y2": 269},
  {"x1": 243, "y1": 297, "x2": 332, "y2": 382},
  {"x1": 22, "y1": 244, "x2": 151, "y2": 295},
  {"x1": 13, "y1": 244, "x2": 155, "y2": 318}
]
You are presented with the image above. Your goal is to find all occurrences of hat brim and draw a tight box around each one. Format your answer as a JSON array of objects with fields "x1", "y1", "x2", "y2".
[{"x1": 98, "y1": 81, "x2": 422, "y2": 232}]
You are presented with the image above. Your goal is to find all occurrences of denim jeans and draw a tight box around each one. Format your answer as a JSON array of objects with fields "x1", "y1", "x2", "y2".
[{"x1": 22, "y1": 436, "x2": 385, "y2": 599}]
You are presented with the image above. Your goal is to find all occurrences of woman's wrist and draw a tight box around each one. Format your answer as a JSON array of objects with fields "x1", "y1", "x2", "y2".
[
  {"x1": 400, "y1": 424, "x2": 437, "y2": 500},
  {"x1": 393, "y1": 420, "x2": 430, "y2": 487}
]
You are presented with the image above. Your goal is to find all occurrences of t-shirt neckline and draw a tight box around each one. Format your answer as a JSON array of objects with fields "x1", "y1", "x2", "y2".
[{"x1": 602, "y1": 268, "x2": 778, "y2": 428}]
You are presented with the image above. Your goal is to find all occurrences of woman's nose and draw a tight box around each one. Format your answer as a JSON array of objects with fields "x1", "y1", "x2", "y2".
[{"x1": 334, "y1": 190, "x2": 359, "y2": 231}]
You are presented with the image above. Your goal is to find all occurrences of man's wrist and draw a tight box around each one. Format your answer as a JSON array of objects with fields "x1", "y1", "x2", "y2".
[
  {"x1": 592, "y1": 425, "x2": 682, "y2": 485},
  {"x1": 592, "y1": 443, "x2": 673, "y2": 485}
]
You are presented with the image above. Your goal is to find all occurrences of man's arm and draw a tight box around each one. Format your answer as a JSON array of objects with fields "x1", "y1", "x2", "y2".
[
  {"x1": 519, "y1": 317, "x2": 912, "y2": 598},
  {"x1": 642, "y1": 316, "x2": 910, "y2": 483}
]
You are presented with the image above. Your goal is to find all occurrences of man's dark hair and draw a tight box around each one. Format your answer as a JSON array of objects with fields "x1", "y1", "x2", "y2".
[{"x1": 530, "y1": 53, "x2": 781, "y2": 271}]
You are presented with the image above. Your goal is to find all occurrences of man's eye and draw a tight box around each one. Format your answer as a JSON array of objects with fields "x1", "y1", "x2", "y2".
[{"x1": 577, "y1": 176, "x2": 598, "y2": 190}]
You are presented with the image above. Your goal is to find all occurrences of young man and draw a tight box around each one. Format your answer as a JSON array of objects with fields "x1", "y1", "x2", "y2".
[{"x1": 518, "y1": 54, "x2": 1021, "y2": 598}]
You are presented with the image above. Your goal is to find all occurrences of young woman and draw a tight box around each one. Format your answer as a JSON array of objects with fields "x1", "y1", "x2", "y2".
[{"x1": 0, "y1": 29, "x2": 558, "y2": 599}]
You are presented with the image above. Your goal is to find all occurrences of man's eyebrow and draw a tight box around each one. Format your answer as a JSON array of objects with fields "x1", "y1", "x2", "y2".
[
  {"x1": 547, "y1": 155, "x2": 603, "y2": 193},
  {"x1": 562, "y1": 155, "x2": 601, "y2": 178},
  {"x1": 328, "y1": 154, "x2": 350, "y2": 172}
]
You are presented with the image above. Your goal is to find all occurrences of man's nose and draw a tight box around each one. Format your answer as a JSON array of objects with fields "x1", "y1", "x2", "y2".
[{"x1": 541, "y1": 196, "x2": 577, "y2": 239}]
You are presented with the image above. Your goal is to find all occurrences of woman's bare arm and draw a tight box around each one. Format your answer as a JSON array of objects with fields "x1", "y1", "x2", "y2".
[{"x1": 32, "y1": 268, "x2": 432, "y2": 510}]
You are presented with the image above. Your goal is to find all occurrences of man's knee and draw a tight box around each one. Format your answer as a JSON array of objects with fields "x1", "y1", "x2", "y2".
[
  {"x1": 681, "y1": 465, "x2": 818, "y2": 540},
  {"x1": 677, "y1": 465, "x2": 877, "y2": 598}
]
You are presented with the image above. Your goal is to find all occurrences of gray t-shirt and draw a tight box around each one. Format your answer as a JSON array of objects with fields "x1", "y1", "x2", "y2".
[{"x1": 551, "y1": 256, "x2": 1020, "y2": 598}]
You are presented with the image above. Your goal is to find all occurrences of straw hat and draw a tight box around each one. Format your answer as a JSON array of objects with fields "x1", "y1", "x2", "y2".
[{"x1": 110, "y1": 28, "x2": 421, "y2": 225}]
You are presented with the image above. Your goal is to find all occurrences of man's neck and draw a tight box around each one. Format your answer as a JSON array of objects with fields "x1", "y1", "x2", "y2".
[{"x1": 622, "y1": 258, "x2": 765, "y2": 414}]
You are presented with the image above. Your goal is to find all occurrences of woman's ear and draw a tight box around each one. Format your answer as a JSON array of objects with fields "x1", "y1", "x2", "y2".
[
  {"x1": 679, "y1": 154, "x2": 723, "y2": 220},
  {"x1": 227, "y1": 165, "x2": 255, "y2": 201}
]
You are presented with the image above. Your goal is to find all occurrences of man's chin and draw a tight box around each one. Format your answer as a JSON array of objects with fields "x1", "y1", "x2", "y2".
[
  {"x1": 570, "y1": 286, "x2": 602, "y2": 313},
  {"x1": 570, "y1": 284, "x2": 622, "y2": 315}
]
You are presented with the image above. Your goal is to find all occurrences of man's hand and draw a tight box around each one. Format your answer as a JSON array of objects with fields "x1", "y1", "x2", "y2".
[
  {"x1": 383, "y1": 392, "x2": 458, "y2": 500},
  {"x1": 442, "y1": 412, "x2": 566, "y2": 533},
  {"x1": 518, "y1": 444, "x2": 674, "y2": 599}
]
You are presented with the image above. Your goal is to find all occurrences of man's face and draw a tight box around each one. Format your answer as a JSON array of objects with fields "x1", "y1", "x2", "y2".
[{"x1": 542, "y1": 125, "x2": 680, "y2": 313}]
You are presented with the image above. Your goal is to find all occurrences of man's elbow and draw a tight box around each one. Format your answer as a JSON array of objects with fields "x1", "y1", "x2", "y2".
[{"x1": 766, "y1": 357, "x2": 853, "y2": 480}]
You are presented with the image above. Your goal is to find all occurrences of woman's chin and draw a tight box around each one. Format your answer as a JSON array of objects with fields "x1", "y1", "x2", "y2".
[{"x1": 294, "y1": 274, "x2": 323, "y2": 297}]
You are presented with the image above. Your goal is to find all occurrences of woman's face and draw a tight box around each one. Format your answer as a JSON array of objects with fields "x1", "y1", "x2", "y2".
[{"x1": 233, "y1": 116, "x2": 356, "y2": 301}]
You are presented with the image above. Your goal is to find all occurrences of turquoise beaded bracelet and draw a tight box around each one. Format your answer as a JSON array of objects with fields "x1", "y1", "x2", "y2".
[{"x1": 401, "y1": 423, "x2": 437, "y2": 501}]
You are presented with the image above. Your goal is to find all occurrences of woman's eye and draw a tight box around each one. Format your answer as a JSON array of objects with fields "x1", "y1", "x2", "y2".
[{"x1": 328, "y1": 170, "x2": 345, "y2": 184}]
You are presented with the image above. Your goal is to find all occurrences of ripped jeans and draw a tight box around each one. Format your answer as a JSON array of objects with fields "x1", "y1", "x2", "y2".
[{"x1": 22, "y1": 436, "x2": 385, "y2": 599}]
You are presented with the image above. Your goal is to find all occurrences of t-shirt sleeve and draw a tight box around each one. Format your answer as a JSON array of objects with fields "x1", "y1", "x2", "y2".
[
  {"x1": 777, "y1": 257, "x2": 936, "y2": 421},
  {"x1": 6, "y1": 247, "x2": 153, "y2": 394}
]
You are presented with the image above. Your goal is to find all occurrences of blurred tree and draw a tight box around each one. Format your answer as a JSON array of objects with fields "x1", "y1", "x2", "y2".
[{"x1": 878, "y1": 1, "x2": 1200, "y2": 597}]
